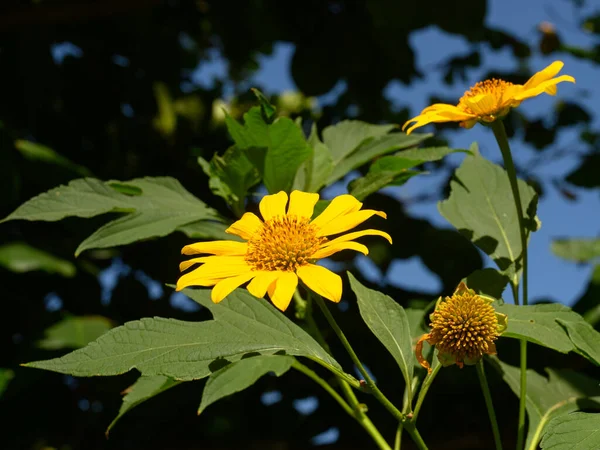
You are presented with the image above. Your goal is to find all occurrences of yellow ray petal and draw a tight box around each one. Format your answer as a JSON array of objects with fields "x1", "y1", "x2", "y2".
[
  {"x1": 513, "y1": 75, "x2": 575, "y2": 100},
  {"x1": 312, "y1": 241, "x2": 369, "y2": 259},
  {"x1": 259, "y1": 191, "x2": 288, "y2": 221},
  {"x1": 181, "y1": 256, "x2": 251, "y2": 279},
  {"x1": 211, "y1": 272, "x2": 256, "y2": 303},
  {"x1": 402, "y1": 111, "x2": 474, "y2": 135},
  {"x1": 179, "y1": 256, "x2": 213, "y2": 272},
  {"x1": 226, "y1": 212, "x2": 263, "y2": 240},
  {"x1": 420, "y1": 103, "x2": 470, "y2": 115},
  {"x1": 287, "y1": 190, "x2": 320, "y2": 219},
  {"x1": 297, "y1": 264, "x2": 342, "y2": 303},
  {"x1": 176, "y1": 269, "x2": 223, "y2": 291},
  {"x1": 523, "y1": 60, "x2": 564, "y2": 90},
  {"x1": 320, "y1": 229, "x2": 392, "y2": 247},
  {"x1": 310, "y1": 195, "x2": 363, "y2": 230},
  {"x1": 247, "y1": 271, "x2": 280, "y2": 298},
  {"x1": 316, "y1": 210, "x2": 387, "y2": 237},
  {"x1": 182, "y1": 240, "x2": 248, "y2": 256},
  {"x1": 268, "y1": 272, "x2": 297, "y2": 311},
  {"x1": 462, "y1": 93, "x2": 498, "y2": 117}
]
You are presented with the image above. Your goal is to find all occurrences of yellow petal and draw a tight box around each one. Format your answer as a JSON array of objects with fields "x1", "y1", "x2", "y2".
[
  {"x1": 287, "y1": 190, "x2": 320, "y2": 219},
  {"x1": 182, "y1": 240, "x2": 248, "y2": 256},
  {"x1": 259, "y1": 191, "x2": 288, "y2": 221},
  {"x1": 402, "y1": 110, "x2": 474, "y2": 135},
  {"x1": 523, "y1": 61, "x2": 564, "y2": 90},
  {"x1": 226, "y1": 213, "x2": 263, "y2": 240},
  {"x1": 297, "y1": 264, "x2": 342, "y2": 303},
  {"x1": 247, "y1": 271, "x2": 280, "y2": 298},
  {"x1": 268, "y1": 272, "x2": 297, "y2": 311},
  {"x1": 320, "y1": 229, "x2": 392, "y2": 247},
  {"x1": 180, "y1": 256, "x2": 251, "y2": 279},
  {"x1": 211, "y1": 272, "x2": 256, "y2": 303},
  {"x1": 176, "y1": 269, "x2": 223, "y2": 291},
  {"x1": 312, "y1": 241, "x2": 369, "y2": 259},
  {"x1": 513, "y1": 75, "x2": 575, "y2": 101},
  {"x1": 317, "y1": 210, "x2": 387, "y2": 237},
  {"x1": 462, "y1": 93, "x2": 498, "y2": 116},
  {"x1": 420, "y1": 103, "x2": 470, "y2": 115},
  {"x1": 179, "y1": 256, "x2": 212, "y2": 272},
  {"x1": 310, "y1": 195, "x2": 363, "y2": 230}
]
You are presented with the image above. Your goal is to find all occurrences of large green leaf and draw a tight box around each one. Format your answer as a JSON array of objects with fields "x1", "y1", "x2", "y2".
[
  {"x1": 551, "y1": 238, "x2": 600, "y2": 263},
  {"x1": 293, "y1": 123, "x2": 334, "y2": 193},
  {"x1": 198, "y1": 355, "x2": 294, "y2": 414},
  {"x1": 107, "y1": 375, "x2": 181, "y2": 435},
  {"x1": 1, "y1": 177, "x2": 223, "y2": 255},
  {"x1": 490, "y1": 358, "x2": 600, "y2": 450},
  {"x1": 439, "y1": 149, "x2": 538, "y2": 284},
  {"x1": 327, "y1": 132, "x2": 430, "y2": 184},
  {"x1": 322, "y1": 120, "x2": 396, "y2": 164},
  {"x1": 37, "y1": 316, "x2": 114, "y2": 350},
  {"x1": 464, "y1": 268, "x2": 510, "y2": 298},
  {"x1": 349, "y1": 274, "x2": 414, "y2": 396},
  {"x1": 495, "y1": 304, "x2": 600, "y2": 365},
  {"x1": 0, "y1": 242, "x2": 75, "y2": 277},
  {"x1": 24, "y1": 288, "x2": 344, "y2": 381},
  {"x1": 541, "y1": 412, "x2": 600, "y2": 450}
]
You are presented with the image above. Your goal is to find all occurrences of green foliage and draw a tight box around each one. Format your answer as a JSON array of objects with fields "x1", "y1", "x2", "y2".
[
  {"x1": 496, "y1": 304, "x2": 600, "y2": 364},
  {"x1": 1, "y1": 177, "x2": 225, "y2": 256},
  {"x1": 107, "y1": 375, "x2": 180, "y2": 435},
  {"x1": 491, "y1": 358, "x2": 600, "y2": 450},
  {"x1": 464, "y1": 268, "x2": 510, "y2": 298},
  {"x1": 198, "y1": 355, "x2": 294, "y2": 414},
  {"x1": 349, "y1": 274, "x2": 414, "y2": 397},
  {"x1": 15, "y1": 140, "x2": 92, "y2": 176},
  {"x1": 552, "y1": 238, "x2": 600, "y2": 263},
  {"x1": 25, "y1": 288, "x2": 344, "y2": 381},
  {"x1": 37, "y1": 316, "x2": 114, "y2": 350},
  {"x1": 0, "y1": 369, "x2": 14, "y2": 398},
  {"x1": 541, "y1": 412, "x2": 600, "y2": 450},
  {"x1": 0, "y1": 242, "x2": 75, "y2": 277},
  {"x1": 293, "y1": 123, "x2": 334, "y2": 192},
  {"x1": 439, "y1": 147, "x2": 538, "y2": 285}
]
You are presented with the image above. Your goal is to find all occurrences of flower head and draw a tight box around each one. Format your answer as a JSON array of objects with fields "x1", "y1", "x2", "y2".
[
  {"x1": 416, "y1": 282, "x2": 507, "y2": 373},
  {"x1": 402, "y1": 61, "x2": 575, "y2": 134},
  {"x1": 177, "y1": 190, "x2": 391, "y2": 311}
]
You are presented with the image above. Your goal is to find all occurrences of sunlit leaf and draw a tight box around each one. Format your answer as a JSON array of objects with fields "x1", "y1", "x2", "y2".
[
  {"x1": 322, "y1": 120, "x2": 396, "y2": 164},
  {"x1": 541, "y1": 412, "x2": 600, "y2": 450},
  {"x1": 38, "y1": 316, "x2": 114, "y2": 350},
  {"x1": 293, "y1": 123, "x2": 334, "y2": 193},
  {"x1": 490, "y1": 358, "x2": 600, "y2": 450},
  {"x1": 25, "y1": 288, "x2": 344, "y2": 381},
  {"x1": 198, "y1": 355, "x2": 294, "y2": 414},
  {"x1": 0, "y1": 242, "x2": 75, "y2": 277},
  {"x1": 251, "y1": 88, "x2": 276, "y2": 121}
]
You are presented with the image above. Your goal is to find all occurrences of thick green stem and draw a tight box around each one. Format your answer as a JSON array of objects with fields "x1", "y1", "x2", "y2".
[
  {"x1": 490, "y1": 120, "x2": 528, "y2": 450},
  {"x1": 412, "y1": 362, "x2": 441, "y2": 422},
  {"x1": 292, "y1": 360, "x2": 391, "y2": 450},
  {"x1": 394, "y1": 423, "x2": 403, "y2": 450},
  {"x1": 477, "y1": 360, "x2": 503, "y2": 450}
]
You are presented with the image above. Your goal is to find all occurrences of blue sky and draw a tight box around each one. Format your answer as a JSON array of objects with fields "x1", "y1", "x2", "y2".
[{"x1": 191, "y1": 0, "x2": 599, "y2": 307}]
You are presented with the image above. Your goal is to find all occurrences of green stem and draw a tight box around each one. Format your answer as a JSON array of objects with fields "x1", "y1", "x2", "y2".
[
  {"x1": 477, "y1": 360, "x2": 503, "y2": 450},
  {"x1": 292, "y1": 360, "x2": 392, "y2": 450},
  {"x1": 412, "y1": 362, "x2": 441, "y2": 422},
  {"x1": 394, "y1": 423, "x2": 403, "y2": 450},
  {"x1": 490, "y1": 120, "x2": 528, "y2": 450}
]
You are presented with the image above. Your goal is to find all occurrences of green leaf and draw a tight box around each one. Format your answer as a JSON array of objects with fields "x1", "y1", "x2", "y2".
[
  {"x1": 25, "y1": 288, "x2": 344, "y2": 381},
  {"x1": 251, "y1": 88, "x2": 276, "y2": 122},
  {"x1": 348, "y1": 156, "x2": 423, "y2": 201},
  {"x1": 198, "y1": 355, "x2": 293, "y2": 414},
  {"x1": 107, "y1": 375, "x2": 180, "y2": 435},
  {"x1": 438, "y1": 149, "x2": 538, "y2": 284},
  {"x1": 551, "y1": 238, "x2": 600, "y2": 263},
  {"x1": 322, "y1": 120, "x2": 396, "y2": 164},
  {"x1": 225, "y1": 108, "x2": 269, "y2": 149},
  {"x1": 198, "y1": 146, "x2": 260, "y2": 210},
  {"x1": 556, "y1": 318, "x2": 600, "y2": 365},
  {"x1": 327, "y1": 132, "x2": 431, "y2": 184},
  {"x1": 348, "y1": 274, "x2": 414, "y2": 396},
  {"x1": 496, "y1": 304, "x2": 600, "y2": 365},
  {"x1": 464, "y1": 268, "x2": 510, "y2": 298},
  {"x1": 394, "y1": 146, "x2": 469, "y2": 162},
  {"x1": 15, "y1": 140, "x2": 92, "y2": 176},
  {"x1": 0, "y1": 242, "x2": 75, "y2": 277},
  {"x1": 177, "y1": 219, "x2": 236, "y2": 241},
  {"x1": 490, "y1": 358, "x2": 600, "y2": 450},
  {"x1": 37, "y1": 316, "x2": 114, "y2": 350},
  {"x1": 0, "y1": 369, "x2": 14, "y2": 397},
  {"x1": 293, "y1": 123, "x2": 334, "y2": 192},
  {"x1": 541, "y1": 412, "x2": 600, "y2": 450}
]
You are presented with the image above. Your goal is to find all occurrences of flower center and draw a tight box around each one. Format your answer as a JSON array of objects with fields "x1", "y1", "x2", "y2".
[
  {"x1": 429, "y1": 292, "x2": 499, "y2": 361},
  {"x1": 245, "y1": 215, "x2": 327, "y2": 272},
  {"x1": 458, "y1": 79, "x2": 514, "y2": 116}
]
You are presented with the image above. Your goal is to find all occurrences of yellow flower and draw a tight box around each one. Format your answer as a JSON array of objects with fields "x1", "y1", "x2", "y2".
[
  {"x1": 176, "y1": 190, "x2": 392, "y2": 311},
  {"x1": 402, "y1": 61, "x2": 575, "y2": 134},
  {"x1": 416, "y1": 282, "x2": 507, "y2": 373}
]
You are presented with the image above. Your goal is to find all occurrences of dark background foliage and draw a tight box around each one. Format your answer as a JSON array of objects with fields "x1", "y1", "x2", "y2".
[{"x1": 1, "y1": 1, "x2": 598, "y2": 449}]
